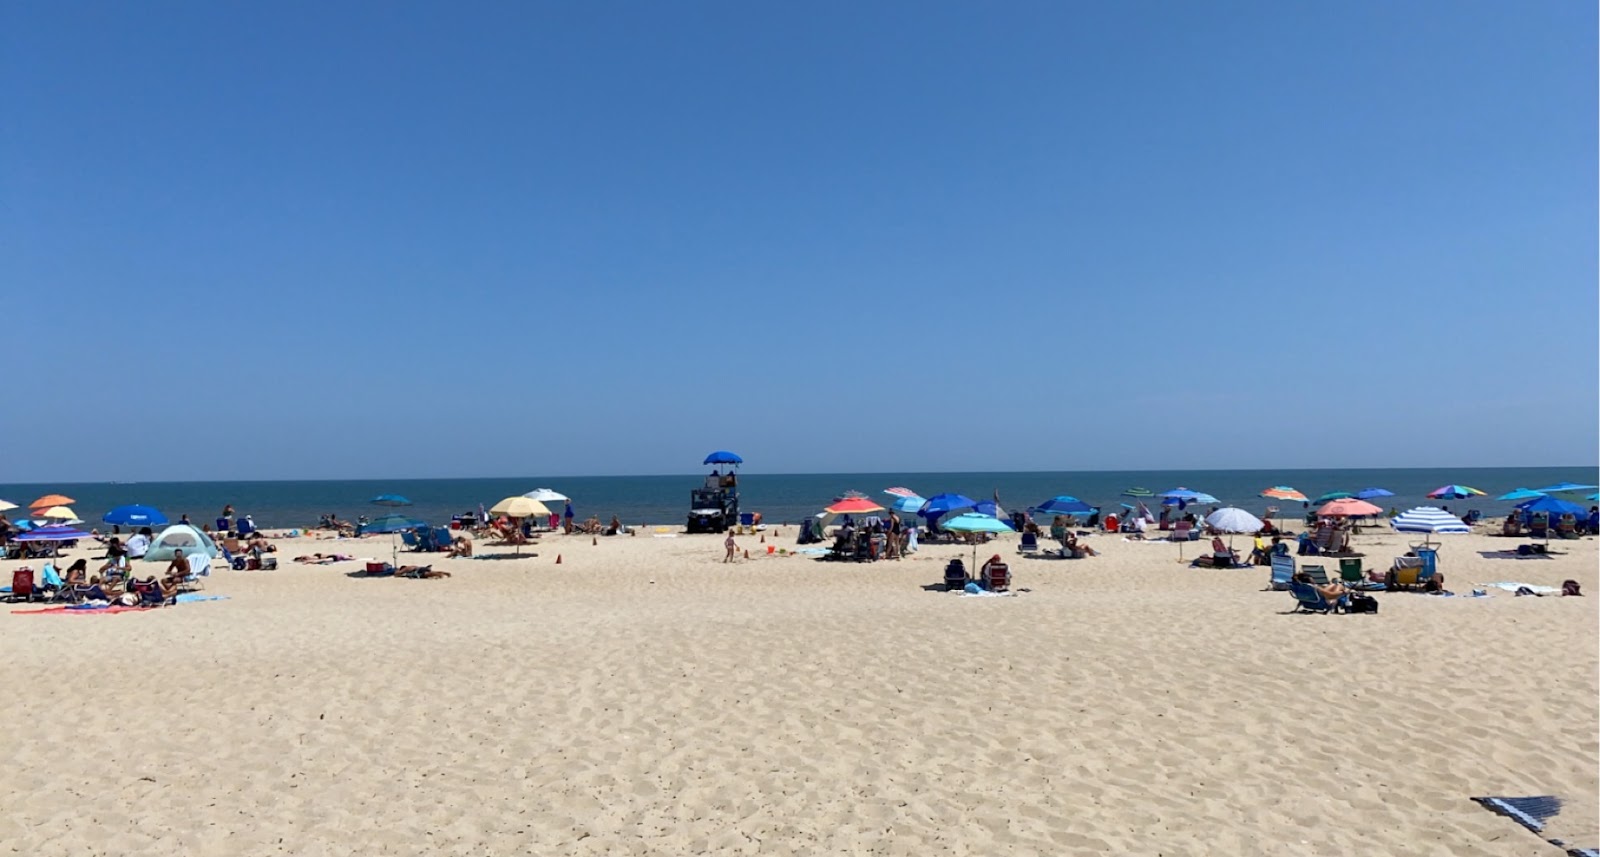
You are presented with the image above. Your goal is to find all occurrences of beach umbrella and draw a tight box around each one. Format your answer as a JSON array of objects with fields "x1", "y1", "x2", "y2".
[
  {"x1": 889, "y1": 495, "x2": 926, "y2": 513},
  {"x1": 1353, "y1": 488, "x2": 1394, "y2": 501},
  {"x1": 1589, "y1": 493, "x2": 1600, "y2": 502},
  {"x1": 883, "y1": 487, "x2": 920, "y2": 499},
  {"x1": 359, "y1": 514, "x2": 426, "y2": 534},
  {"x1": 370, "y1": 494, "x2": 412, "y2": 507},
  {"x1": 1534, "y1": 482, "x2": 1598, "y2": 494},
  {"x1": 1317, "y1": 498, "x2": 1383, "y2": 517},
  {"x1": 919, "y1": 493, "x2": 978, "y2": 522},
  {"x1": 825, "y1": 497, "x2": 886, "y2": 515},
  {"x1": 29, "y1": 494, "x2": 75, "y2": 510},
  {"x1": 1032, "y1": 496, "x2": 1095, "y2": 517},
  {"x1": 1514, "y1": 495, "x2": 1585, "y2": 517},
  {"x1": 0, "y1": 499, "x2": 17, "y2": 512},
  {"x1": 1122, "y1": 487, "x2": 1154, "y2": 498},
  {"x1": 1161, "y1": 488, "x2": 1218, "y2": 503},
  {"x1": 103, "y1": 504, "x2": 169, "y2": 527},
  {"x1": 942, "y1": 512, "x2": 1014, "y2": 568},
  {"x1": 489, "y1": 496, "x2": 550, "y2": 519},
  {"x1": 1313, "y1": 491, "x2": 1353, "y2": 503},
  {"x1": 703, "y1": 451, "x2": 743, "y2": 465},
  {"x1": 1496, "y1": 488, "x2": 1546, "y2": 502},
  {"x1": 34, "y1": 505, "x2": 80, "y2": 522},
  {"x1": 1390, "y1": 506, "x2": 1470, "y2": 547},
  {"x1": 12, "y1": 525, "x2": 94, "y2": 542},
  {"x1": 1204, "y1": 507, "x2": 1263, "y2": 535},
  {"x1": 1260, "y1": 486, "x2": 1308, "y2": 502},
  {"x1": 1427, "y1": 485, "x2": 1485, "y2": 500},
  {"x1": 522, "y1": 488, "x2": 570, "y2": 503}
]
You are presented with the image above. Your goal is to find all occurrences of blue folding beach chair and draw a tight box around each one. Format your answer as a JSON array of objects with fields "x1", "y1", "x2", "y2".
[
  {"x1": 1289, "y1": 580, "x2": 1344, "y2": 614},
  {"x1": 1269, "y1": 554, "x2": 1296, "y2": 591},
  {"x1": 432, "y1": 527, "x2": 452, "y2": 551},
  {"x1": 401, "y1": 530, "x2": 420, "y2": 551}
]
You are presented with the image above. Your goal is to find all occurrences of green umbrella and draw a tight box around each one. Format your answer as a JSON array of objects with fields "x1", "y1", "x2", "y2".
[
  {"x1": 942, "y1": 512, "x2": 1015, "y2": 569},
  {"x1": 1314, "y1": 491, "x2": 1353, "y2": 503},
  {"x1": 1122, "y1": 487, "x2": 1154, "y2": 498}
]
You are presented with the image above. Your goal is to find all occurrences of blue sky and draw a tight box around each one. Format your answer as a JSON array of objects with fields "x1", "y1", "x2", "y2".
[{"x1": 3, "y1": 1, "x2": 1595, "y2": 481}]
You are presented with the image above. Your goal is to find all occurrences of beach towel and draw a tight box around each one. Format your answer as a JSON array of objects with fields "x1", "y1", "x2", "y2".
[
  {"x1": 174, "y1": 593, "x2": 228, "y2": 603},
  {"x1": 1477, "y1": 582, "x2": 1561, "y2": 595},
  {"x1": 13, "y1": 604, "x2": 156, "y2": 615},
  {"x1": 1472, "y1": 795, "x2": 1599, "y2": 856}
]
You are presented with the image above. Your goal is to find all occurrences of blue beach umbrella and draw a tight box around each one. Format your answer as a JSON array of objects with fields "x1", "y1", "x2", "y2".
[
  {"x1": 1161, "y1": 488, "x2": 1218, "y2": 504},
  {"x1": 889, "y1": 495, "x2": 927, "y2": 513},
  {"x1": 920, "y1": 493, "x2": 978, "y2": 522},
  {"x1": 1032, "y1": 496, "x2": 1095, "y2": 517},
  {"x1": 1353, "y1": 488, "x2": 1394, "y2": 501},
  {"x1": 703, "y1": 451, "x2": 743, "y2": 465},
  {"x1": 13, "y1": 525, "x2": 94, "y2": 542},
  {"x1": 359, "y1": 514, "x2": 426, "y2": 534},
  {"x1": 1589, "y1": 493, "x2": 1600, "y2": 502},
  {"x1": 1496, "y1": 488, "x2": 1546, "y2": 502},
  {"x1": 1515, "y1": 495, "x2": 1585, "y2": 517},
  {"x1": 103, "y1": 504, "x2": 169, "y2": 527},
  {"x1": 1534, "y1": 481, "x2": 1598, "y2": 494},
  {"x1": 370, "y1": 494, "x2": 413, "y2": 507}
]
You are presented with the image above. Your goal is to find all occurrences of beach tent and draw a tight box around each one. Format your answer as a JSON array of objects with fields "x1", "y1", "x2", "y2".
[{"x1": 143, "y1": 523, "x2": 221, "y2": 561}]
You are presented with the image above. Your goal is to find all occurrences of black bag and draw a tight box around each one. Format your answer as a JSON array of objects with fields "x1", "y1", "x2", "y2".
[
  {"x1": 1563, "y1": 580, "x2": 1582, "y2": 597},
  {"x1": 1348, "y1": 594, "x2": 1378, "y2": 614}
]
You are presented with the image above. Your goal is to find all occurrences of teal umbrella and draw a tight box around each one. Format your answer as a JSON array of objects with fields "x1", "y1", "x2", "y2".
[
  {"x1": 1314, "y1": 491, "x2": 1353, "y2": 503},
  {"x1": 1122, "y1": 487, "x2": 1154, "y2": 498},
  {"x1": 1496, "y1": 488, "x2": 1546, "y2": 502},
  {"x1": 942, "y1": 512, "x2": 1014, "y2": 568},
  {"x1": 1534, "y1": 482, "x2": 1598, "y2": 494}
]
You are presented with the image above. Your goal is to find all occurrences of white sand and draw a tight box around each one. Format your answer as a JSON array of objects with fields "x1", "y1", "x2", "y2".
[{"x1": 1, "y1": 524, "x2": 1595, "y2": 855}]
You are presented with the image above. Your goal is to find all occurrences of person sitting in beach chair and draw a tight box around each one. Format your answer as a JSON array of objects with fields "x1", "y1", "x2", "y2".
[
  {"x1": 1501, "y1": 514, "x2": 1523, "y2": 537},
  {"x1": 444, "y1": 536, "x2": 473, "y2": 558},
  {"x1": 980, "y1": 555, "x2": 1010, "y2": 591},
  {"x1": 1061, "y1": 532, "x2": 1097, "y2": 558},
  {"x1": 944, "y1": 558, "x2": 969, "y2": 590},
  {"x1": 1249, "y1": 537, "x2": 1272, "y2": 566}
]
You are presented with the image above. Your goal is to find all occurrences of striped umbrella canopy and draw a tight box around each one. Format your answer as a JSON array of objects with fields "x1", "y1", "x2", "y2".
[
  {"x1": 1260, "y1": 486, "x2": 1307, "y2": 501},
  {"x1": 1121, "y1": 487, "x2": 1154, "y2": 498},
  {"x1": 883, "y1": 487, "x2": 921, "y2": 499},
  {"x1": 1496, "y1": 488, "x2": 1546, "y2": 502},
  {"x1": 889, "y1": 495, "x2": 926, "y2": 513},
  {"x1": 1427, "y1": 485, "x2": 1485, "y2": 500},
  {"x1": 1353, "y1": 488, "x2": 1394, "y2": 500},
  {"x1": 1390, "y1": 507, "x2": 1470, "y2": 535}
]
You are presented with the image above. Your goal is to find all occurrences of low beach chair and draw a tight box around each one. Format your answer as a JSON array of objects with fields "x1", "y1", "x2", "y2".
[
  {"x1": 8, "y1": 569, "x2": 38, "y2": 603},
  {"x1": 1018, "y1": 532, "x2": 1039, "y2": 554},
  {"x1": 1171, "y1": 521, "x2": 1192, "y2": 542},
  {"x1": 1289, "y1": 580, "x2": 1345, "y2": 614},
  {"x1": 1528, "y1": 513, "x2": 1549, "y2": 540},
  {"x1": 1338, "y1": 557, "x2": 1365, "y2": 585},
  {"x1": 128, "y1": 579, "x2": 172, "y2": 608},
  {"x1": 401, "y1": 530, "x2": 420, "y2": 551},
  {"x1": 1556, "y1": 515, "x2": 1578, "y2": 539},
  {"x1": 981, "y1": 558, "x2": 1010, "y2": 591},
  {"x1": 944, "y1": 559, "x2": 969, "y2": 590},
  {"x1": 1387, "y1": 558, "x2": 1435, "y2": 591},
  {"x1": 738, "y1": 512, "x2": 755, "y2": 534},
  {"x1": 1301, "y1": 564, "x2": 1331, "y2": 586}
]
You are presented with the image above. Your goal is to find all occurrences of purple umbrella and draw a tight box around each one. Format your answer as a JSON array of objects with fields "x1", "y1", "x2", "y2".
[{"x1": 12, "y1": 525, "x2": 93, "y2": 542}]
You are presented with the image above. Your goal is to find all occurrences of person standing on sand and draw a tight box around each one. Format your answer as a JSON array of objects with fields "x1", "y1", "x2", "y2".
[{"x1": 724, "y1": 531, "x2": 738, "y2": 563}]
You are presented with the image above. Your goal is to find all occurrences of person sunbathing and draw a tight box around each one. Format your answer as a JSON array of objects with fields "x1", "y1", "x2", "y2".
[
  {"x1": 293, "y1": 553, "x2": 353, "y2": 564},
  {"x1": 393, "y1": 565, "x2": 451, "y2": 579},
  {"x1": 445, "y1": 536, "x2": 473, "y2": 558},
  {"x1": 1294, "y1": 572, "x2": 1348, "y2": 602}
]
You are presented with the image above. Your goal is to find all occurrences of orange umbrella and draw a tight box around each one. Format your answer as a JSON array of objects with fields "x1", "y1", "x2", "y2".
[
  {"x1": 1317, "y1": 498, "x2": 1382, "y2": 517},
  {"x1": 824, "y1": 497, "x2": 886, "y2": 515},
  {"x1": 29, "y1": 494, "x2": 75, "y2": 509}
]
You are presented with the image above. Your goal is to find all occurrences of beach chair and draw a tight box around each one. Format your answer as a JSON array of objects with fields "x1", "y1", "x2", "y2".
[
  {"x1": 1528, "y1": 512, "x2": 1549, "y2": 540},
  {"x1": 1269, "y1": 554, "x2": 1296, "y2": 590},
  {"x1": 943, "y1": 559, "x2": 969, "y2": 590},
  {"x1": 1289, "y1": 580, "x2": 1344, "y2": 614},
  {"x1": 738, "y1": 512, "x2": 755, "y2": 534},
  {"x1": 128, "y1": 578, "x2": 172, "y2": 607},
  {"x1": 235, "y1": 518, "x2": 257, "y2": 537},
  {"x1": 401, "y1": 530, "x2": 420, "y2": 551},
  {"x1": 1339, "y1": 558, "x2": 1364, "y2": 585},
  {"x1": 432, "y1": 528, "x2": 452, "y2": 551},
  {"x1": 8, "y1": 569, "x2": 38, "y2": 603},
  {"x1": 1388, "y1": 557, "x2": 1434, "y2": 591},
  {"x1": 215, "y1": 517, "x2": 232, "y2": 534},
  {"x1": 1171, "y1": 521, "x2": 1192, "y2": 542},
  {"x1": 1018, "y1": 532, "x2": 1039, "y2": 554},
  {"x1": 981, "y1": 559, "x2": 1010, "y2": 592},
  {"x1": 1302, "y1": 564, "x2": 1331, "y2": 586},
  {"x1": 1556, "y1": 514, "x2": 1578, "y2": 539}
]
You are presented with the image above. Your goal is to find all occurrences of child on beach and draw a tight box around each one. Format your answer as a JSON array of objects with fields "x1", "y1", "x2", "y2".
[{"x1": 724, "y1": 531, "x2": 738, "y2": 563}]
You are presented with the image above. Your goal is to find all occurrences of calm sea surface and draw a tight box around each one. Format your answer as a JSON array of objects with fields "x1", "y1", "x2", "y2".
[{"x1": 1, "y1": 468, "x2": 1595, "y2": 530}]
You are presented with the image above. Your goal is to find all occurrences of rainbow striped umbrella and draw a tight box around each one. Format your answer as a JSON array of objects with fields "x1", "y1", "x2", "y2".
[
  {"x1": 1427, "y1": 485, "x2": 1485, "y2": 500},
  {"x1": 1260, "y1": 486, "x2": 1307, "y2": 502}
]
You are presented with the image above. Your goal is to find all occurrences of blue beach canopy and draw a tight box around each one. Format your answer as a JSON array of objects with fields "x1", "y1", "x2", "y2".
[
  {"x1": 1533, "y1": 481, "x2": 1598, "y2": 494},
  {"x1": 919, "y1": 493, "x2": 978, "y2": 519},
  {"x1": 103, "y1": 504, "x2": 169, "y2": 527},
  {"x1": 370, "y1": 494, "x2": 413, "y2": 507},
  {"x1": 1353, "y1": 488, "x2": 1394, "y2": 500},
  {"x1": 940, "y1": 512, "x2": 1014, "y2": 533},
  {"x1": 703, "y1": 451, "x2": 743, "y2": 465},
  {"x1": 1515, "y1": 495, "x2": 1586, "y2": 517},
  {"x1": 1495, "y1": 488, "x2": 1546, "y2": 502},
  {"x1": 13, "y1": 525, "x2": 94, "y2": 542}
]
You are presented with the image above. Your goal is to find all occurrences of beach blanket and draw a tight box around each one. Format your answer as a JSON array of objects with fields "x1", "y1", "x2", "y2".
[
  {"x1": 13, "y1": 604, "x2": 157, "y2": 615},
  {"x1": 1477, "y1": 582, "x2": 1561, "y2": 595},
  {"x1": 1472, "y1": 795, "x2": 1598, "y2": 856},
  {"x1": 175, "y1": 593, "x2": 229, "y2": 603}
]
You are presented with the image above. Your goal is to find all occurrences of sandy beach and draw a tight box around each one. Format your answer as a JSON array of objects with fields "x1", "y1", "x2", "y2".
[{"x1": 1, "y1": 523, "x2": 1595, "y2": 856}]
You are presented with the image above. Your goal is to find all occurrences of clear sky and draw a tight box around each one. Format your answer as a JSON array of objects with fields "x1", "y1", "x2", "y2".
[{"x1": 3, "y1": 1, "x2": 1595, "y2": 482}]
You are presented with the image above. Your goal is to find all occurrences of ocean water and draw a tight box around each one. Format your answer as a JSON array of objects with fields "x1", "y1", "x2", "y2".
[{"x1": 1, "y1": 467, "x2": 1595, "y2": 531}]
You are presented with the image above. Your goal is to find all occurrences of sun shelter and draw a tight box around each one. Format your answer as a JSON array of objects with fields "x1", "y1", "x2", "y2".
[{"x1": 144, "y1": 523, "x2": 222, "y2": 561}]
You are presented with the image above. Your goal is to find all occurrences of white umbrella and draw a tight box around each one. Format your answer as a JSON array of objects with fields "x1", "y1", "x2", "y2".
[
  {"x1": 0, "y1": 499, "x2": 17, "y2": 512},
  {"x1": 523, "y1": 488, "x2": 569, "y2": 503},
  {"x1": 1204, "y1": 507, "x2": 1263, "y2": 535}
]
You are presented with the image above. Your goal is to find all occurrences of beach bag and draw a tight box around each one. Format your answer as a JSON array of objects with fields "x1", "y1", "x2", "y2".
[
  {"x1": 1563, "y1": 580, "x2": 1582, "y2": 597},
  {"x1": 1348, "y1": 594, "x2": 1378, "y2": 614}
]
